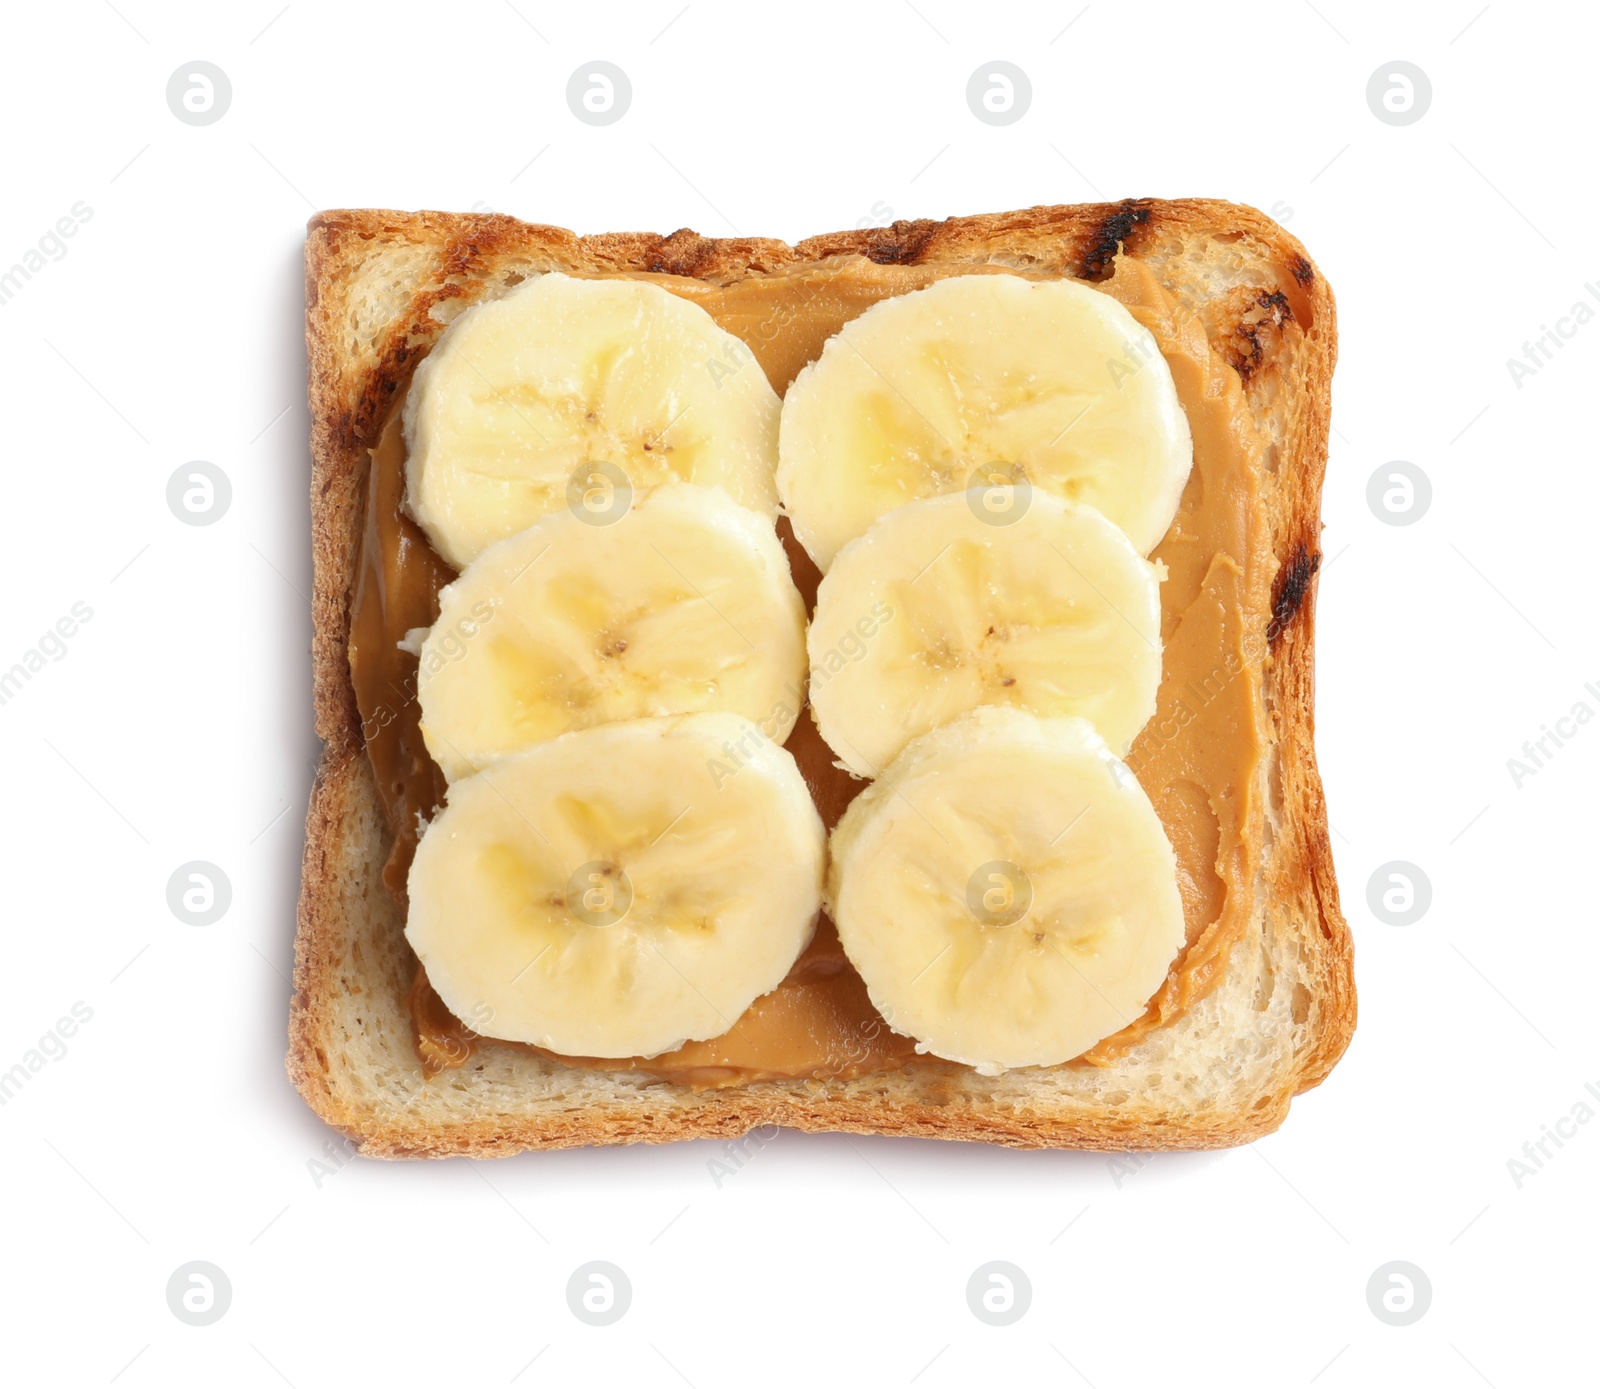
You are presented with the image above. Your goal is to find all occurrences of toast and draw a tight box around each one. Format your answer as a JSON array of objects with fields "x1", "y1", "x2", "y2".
[{"x1": 289, "y1": 200, "x2": 1353, "y2": 1157}]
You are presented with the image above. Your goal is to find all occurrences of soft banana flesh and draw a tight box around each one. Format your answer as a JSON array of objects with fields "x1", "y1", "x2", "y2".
[
  {"x1": 407, "y1": 714, "x2": 825, "y2": 1059},
  {"x1": 808, "y1": 491, "x2": 1162, "y2": 776},
  {"x1": 405, "y1": 272, "x2": 781, "y2": 568},
  {"x1": 777, "y1": 272, "x2": 1193, "y2": 569},
  {"x1": 828, "y1": 707, "x2": 1185, "y2": 1073},
  {"x1": 417, "y1": 483, "x2": 807, "y2": 782},
  {"x1": 400, "y1": 266, "x2": 1190, "y2": 1072}
]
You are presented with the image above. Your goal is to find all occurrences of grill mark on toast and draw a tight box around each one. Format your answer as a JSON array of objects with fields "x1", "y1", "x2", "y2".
[
  {"x1": 1079, "y1": 200, "x2": 1153, "y2": 280},
  {"x1": 439, "y1": 227, "x2": 509, "y2": 279},
  {"x1": 1228, "y1": 289, "x2": 1294, "y2": 384},
  {"x1": 865, "y1": 219, "x2": 942, "y2": 265},
  {"x1": 1269, "y1": 543, "x2": 1321, "y2": 645},
  {"x1": 649, "y1": 228, "x2": 719, "y2": 277}
]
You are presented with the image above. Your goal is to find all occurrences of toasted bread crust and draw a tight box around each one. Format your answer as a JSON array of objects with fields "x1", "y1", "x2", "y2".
[{"x1": 291, "y1": 200, "x2": 1352, "y2": 1157}]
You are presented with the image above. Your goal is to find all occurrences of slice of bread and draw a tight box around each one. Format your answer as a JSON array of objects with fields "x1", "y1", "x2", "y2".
[{"x1": 290, "y1": 200, "x2": 1353, "y2": 1157}]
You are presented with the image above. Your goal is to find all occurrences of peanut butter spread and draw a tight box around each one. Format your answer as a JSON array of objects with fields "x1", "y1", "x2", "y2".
[{"x1": 348, "y1": 254, "x2": 1268, "y2": 1087}]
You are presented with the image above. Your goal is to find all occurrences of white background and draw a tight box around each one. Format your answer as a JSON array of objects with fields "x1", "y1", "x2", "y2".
[{"x1": 0, "y1": 1, "x2": 1594, "y2": 1384}]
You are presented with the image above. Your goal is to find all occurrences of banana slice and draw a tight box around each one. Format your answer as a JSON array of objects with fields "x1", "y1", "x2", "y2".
[
  {"x1": 807, "y1": 490, "x2": 1161, "y2": 776},
  {"x1": 828, "y1": 707, "x2": 1184, "y2": 1073},
  {"x1": 405, "y1": 272, "x2": 780, "y2": 568},
  {"x1": 407, "y1": 713, "x2": 825, "y2": 1059},
  {"x1": 417, "y1": 482, "x2": 806, "y2": 782},
  {"x1": 777, "y1": 273, "x2": 1192, "y2": 569}
]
